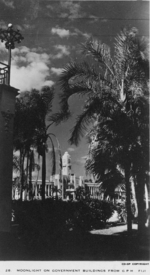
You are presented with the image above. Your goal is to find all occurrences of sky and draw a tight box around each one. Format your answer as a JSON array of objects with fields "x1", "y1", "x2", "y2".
[{"x1": 0, "y1": 0, "x2": 149, "y2": 178}]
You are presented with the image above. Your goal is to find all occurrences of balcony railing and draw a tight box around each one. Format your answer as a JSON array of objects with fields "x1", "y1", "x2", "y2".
[{"x1": 0, "y1": 62, "x2": 9, "y2": 85}]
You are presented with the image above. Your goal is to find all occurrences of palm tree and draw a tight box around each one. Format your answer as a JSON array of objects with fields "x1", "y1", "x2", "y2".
[
  {"x1": 30, "y1": 87, "x2": 62, "y2": 200},
  {"x1": 13, "y1": 91, "x2": 41, "y2": 200},
  {"x1": 36, "y1": 129, "x2": 62, "y2": 201},
  {"x1": 28, "y1": 149, "x2": 41, "y2": 200},
  {"x1": 13, "y1": 86, "x2": 62, "y2": 201},
  {"x1": 55, "y1": 27, "x2": 149, "y2": 234},
  {"x1": 12, "y1": 151, "x2": 40, "y2": 200}
]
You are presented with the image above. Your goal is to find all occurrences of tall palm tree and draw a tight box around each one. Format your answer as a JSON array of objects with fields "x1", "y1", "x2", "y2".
[
  {"x1": 31, "y1": 87, "x2": 62, "y2": 200},
  {"x1": 36, "y1": 129, "x2": 62, "y2": 200},
  {"x1": 12, "y1": 151, "x2": 40, "y2": 200},
  {"x1": 55, "y1": 27, "x2": 149, "y2": 234},
  {"x1": 28, "y1": 149, "x2": 41, "y2": 200},
  {"x1": 13, "y1": 86, "x2": 61, "y2": 201},
  {"x1": 13, "y1": 91, "x2": 41, "y2": 200}
]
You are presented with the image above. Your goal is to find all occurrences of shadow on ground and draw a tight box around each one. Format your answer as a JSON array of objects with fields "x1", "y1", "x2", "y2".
[{"x1": 0, "y1": 224, "x2": 149, "y2": 261}]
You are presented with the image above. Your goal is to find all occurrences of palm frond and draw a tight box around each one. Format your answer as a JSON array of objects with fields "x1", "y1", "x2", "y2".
[
  {"x1": 114, "y1": 27, "x2": 149, "y2": 87},
  {"x1": 81, "y1": 38, "x2": 115, "y2": 77},
  {"x1": 49, "y1": 109, "x2": 71, "y2": 125},
  {"x1": 59, "y1": 60, "x2": 98, "y2": 91},
  {"x1": 54, "y1": 84, "x2": 92, "y2": 126},
  {"x1": 58, "y1": 81, "x2": 116, "y2": 127},
  {"x1": 69, "y1": 97, "x2": 103, "y2": 145},
  {"x1": 60, "y1": 84, "x2": 91, "y2": 105}
]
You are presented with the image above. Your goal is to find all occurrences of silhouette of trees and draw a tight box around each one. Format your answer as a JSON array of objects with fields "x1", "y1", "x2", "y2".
[
  {"x1": 13, "y1": 86, "x2": 61, "y2": 200},
  {"x1": 56, "y1": 27, "x2": 149, "y2": 234}
]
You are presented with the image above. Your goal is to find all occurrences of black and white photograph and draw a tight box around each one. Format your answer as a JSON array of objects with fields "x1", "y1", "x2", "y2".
[{"x1": 0, "y1": 0, "x2": 149, "y2": 273}]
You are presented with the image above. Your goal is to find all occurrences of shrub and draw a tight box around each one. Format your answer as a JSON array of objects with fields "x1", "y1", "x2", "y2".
[
  {"x1": 114, "y1": 199, "x2": 136, "y2": 223},
  {"x1": 65, "y1": 199, "x2": 114, "y2": 231},
  {"x1": 12, "y1": 198, "x2": 114, "y2": 243},
  {"x1": 76, "y1": 186, "x2": 90, "y2": 200}
]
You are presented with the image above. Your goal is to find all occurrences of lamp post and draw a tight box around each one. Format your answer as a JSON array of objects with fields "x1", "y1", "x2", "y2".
[{"x1": 0, "y1": 23, "x2": 24, "y2": 85}]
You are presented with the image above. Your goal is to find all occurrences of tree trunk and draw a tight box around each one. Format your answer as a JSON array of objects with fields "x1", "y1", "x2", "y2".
[
  {"x1": 19, "y1": 151, "x2": 22, "y2": 201},
  {"x1": 145, "y1": 184, "x2": 149, "y2": 227},
  {"x1": 19, "y1": 150, "x2": 24, "y2": 201},
  {"x1": 131, "y1": 176, "x2": 138, "y2": 218},
  {"x1": 41, "y1": 147, "x2": 46, "y2": 200},
  {"x1": 136, "y1": 172, "x2": 146, "y2": 235},
  {"x1": 26, "y1": 151, "x2": 29, "y2": 201},
  {"x1": 125, "y1": 165, "x2": 132, "y2": 233},
  {"x1": 62, "y1": 175, "x2": 65, "y2": 200},
  {"x1": 29, "y1": 152, "x2": 33, "y2": 200}
]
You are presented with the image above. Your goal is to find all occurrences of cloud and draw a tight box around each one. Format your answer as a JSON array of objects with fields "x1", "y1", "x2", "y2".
[
  {"x1": 46, "y1": 1, "x2": 86, "y2": 21},
  {"x1": 81, "y1": 155, "x2": 88, "y2": 160},
  {"x1": 55, "y1": 44, "x2": 70, "y2": 56},
  {"x1": 23, "y1": 23, "x2": 35, "y2": 30},
  {"x1": 1, "y1": 0, "x2": 15, "y2": 9},
  {"x1": 51, "y1": 67, "x2": 63, "y2": 76},
  {"x1": 73, "y1": 155, "x2": 88, "y2": 166},
  {"x1": 26, "y1": 0, "x2": 40, "y2": 20},
  {"x1": 0, "y1": 20, "x2": 7, "y2": 29},
  {"x1": 88, "y1": 16, "x2": 108, "y2": 24},
  {"x1": 80, "y1": 155, "x2": 88, "y2": 163},
  {"x1": 52, "y1": 45, "x2": 70, "y2": 59},
  {"x1": 79, "y1": 155, "x2": 88, "y2": 164},
  {"x1": 101, "y1": 19, "x2": 108, "y2": 23},
  {"x1": 30, "y1": 0, "x2": 40, "y2": 19},
  {"x1": 88, "y1": 15, "x2": 99, "y2": 23},
  {"x1": 51, "y1": 26, "x2": 79, "y2": 39},
  {"x1": 68, "y1": 147, "x2": 75, "y2": 152},
  {"x1": 46, "y1": 4, "x2": 54, "y2": 10},
  {"x1": 0, "y1": 41, "x2": 7, "y2": 53},
  {"x1": 74, "y1": 28, "x2": 91, "y2": 39},
  {"x1": 51, "y1": 27, "x2": 70, "y2": 38},
  {"x1": 60, "y1": 1, "x2": 86, "y2": 20},
  {"x1": 0, "y1": 43, "x2": 54, "y2": 91}
]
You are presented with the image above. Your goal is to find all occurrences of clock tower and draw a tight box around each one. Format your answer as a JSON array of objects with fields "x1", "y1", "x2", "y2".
[{"x1": 62, "y1": 151, "x2": 71, "y2": 176}]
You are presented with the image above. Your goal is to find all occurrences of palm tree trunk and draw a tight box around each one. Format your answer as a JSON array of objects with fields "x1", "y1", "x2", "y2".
[
  {"x1": 19, "y1": 149, "x2": 24, "y2": 201},
  {"x1": 29, "y1": 151, "x2": 33, "y2": 200},
  {"x1": 62, "y1": 175, "x2": 65, "y2": 200},
  {"x1": 19, "y1": 150, "x2": 22, "y2": 201},
  {"x1": 145, "y1": 183, "x2": 149, "y2": 227},
  {"x1": 145, "y1": 184, "x2": 149, "y2": 210},
  {"x1": 131, "y1": 176, "x2": 138, "y2": 218},
  {"x1": 26, "y1": 151, "x2": 29, "y2": 201},
  {"x1": 41, "y1": 146, "x2": 46, "y2": 200},
  {"x1": 136, "y1": 172, "x2": 146, "y2": 235},
  {"x1": 125, "y1": 165, "x2": 132, "y2": 233}
]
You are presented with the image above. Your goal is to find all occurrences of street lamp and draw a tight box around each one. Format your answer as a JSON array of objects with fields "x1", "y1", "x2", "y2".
[{"x1": 0, "y1": 23, "x2": 24, "y2": 85}]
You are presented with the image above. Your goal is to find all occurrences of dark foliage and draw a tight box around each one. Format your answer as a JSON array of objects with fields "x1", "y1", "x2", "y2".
[
  {"x1": 114, "y1": 200, "x2": 136, "y2": 224},
  {"x1": 12, "y1": 198, "x2": 114, "y2": 244}
]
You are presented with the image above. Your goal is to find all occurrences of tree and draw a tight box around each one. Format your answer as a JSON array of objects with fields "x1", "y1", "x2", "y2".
[
  {"x1": 13, "y1": 86, "x2": 62, "y2": 201},
  {"x1": 13, "y1": 93, "x2": 38, "y2": 200},
  {"x1": 55, "y1": 27, "x2": 149, "y2": 234},
  {"x1": 31, "y1": 87, "x2": 62, "y2": 200}
]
